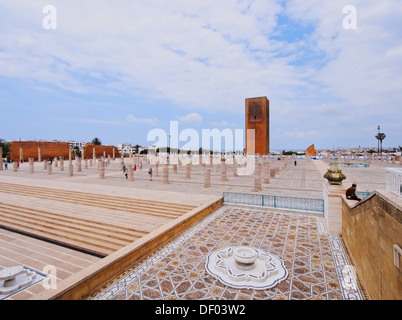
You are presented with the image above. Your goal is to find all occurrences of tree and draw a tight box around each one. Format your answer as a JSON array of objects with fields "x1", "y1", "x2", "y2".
[
  {"x1": 92, "y1": 138, "x2": 102, "y2": 145},
  {"x1": 0, "y1": 139, "x2": 10, "y2": 158},
  {"x1": 375, "y1": 132, "x2": 386, "y2": 154},
  {"x1": 72, "y1": 146, "x2": 81, "y2": 157}
]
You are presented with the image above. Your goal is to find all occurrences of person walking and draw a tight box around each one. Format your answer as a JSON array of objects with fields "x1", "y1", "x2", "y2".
[{"x1": 148, "y1": 167, "x2": 153, "y2": 181}]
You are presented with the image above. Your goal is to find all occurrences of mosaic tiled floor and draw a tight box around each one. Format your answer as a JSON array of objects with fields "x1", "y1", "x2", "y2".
[{"x1": 90, "y1": 205, "x2": 367, "y2": 300}]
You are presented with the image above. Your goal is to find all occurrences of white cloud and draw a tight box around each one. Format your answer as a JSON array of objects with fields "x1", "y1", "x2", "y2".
[
  {"x1": 0, "y1": 1, "x2": 401, "y2": 147},
  {"x1": 178, "y1": 113, "x2": 203, "y2": 125},
  {"x1": 126, "y1": 114, "x2": 159, "y2": 126}
]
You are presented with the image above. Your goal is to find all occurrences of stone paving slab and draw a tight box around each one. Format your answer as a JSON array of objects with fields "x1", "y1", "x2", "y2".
[{"x1": 90, "y1": 205, "x2": 368, "y2": 300}]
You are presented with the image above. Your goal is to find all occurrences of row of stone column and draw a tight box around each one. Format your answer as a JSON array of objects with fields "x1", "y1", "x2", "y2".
[{"x1": 22, "y1": 157, "x2": 90, "y2": 177}]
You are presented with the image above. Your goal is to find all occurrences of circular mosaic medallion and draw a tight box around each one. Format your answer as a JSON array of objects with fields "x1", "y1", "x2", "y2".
[{"x1": 205, "y1": 247, "x2": 288, "y2": 290}]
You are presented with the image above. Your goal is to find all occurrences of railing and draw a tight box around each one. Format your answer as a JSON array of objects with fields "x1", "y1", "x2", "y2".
[
  {"x1": 386, "y1": 168, "x2": 402, "y2": 197},
  {"x1": 356, "y1": 191, "x2": 372, "y2": 199},
  {"x1": 329, "y1": 162, "x2": 370, "y2": 168},
  {"x1": 223, "y1": 192, "x2": 325, "y2": 213}
]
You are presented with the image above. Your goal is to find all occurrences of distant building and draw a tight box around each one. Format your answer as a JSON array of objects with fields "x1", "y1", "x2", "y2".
[
  {"x1": 117, "y1": 143, "x2": 134, "y2": 156},
  {"x1": 69, "y1": 141, "x2": 86, "y2": 151},
  {"x1": 245, "y1": 96, "x2": 270, "y2": 155}
]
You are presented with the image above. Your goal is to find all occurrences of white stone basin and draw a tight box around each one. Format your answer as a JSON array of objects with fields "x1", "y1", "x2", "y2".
[
  {"x1": 0, "y1": 266, "x2": 24, "y2": 281},
  {"x1": 233, "y1": 247, "x2": 258, "y2": 266},
  {"x1": 206, "y1": 246, "x2": 288, "y2": 290},
  {"x1": 0, "y1": 266, "x2": 36, "y2": 296}
]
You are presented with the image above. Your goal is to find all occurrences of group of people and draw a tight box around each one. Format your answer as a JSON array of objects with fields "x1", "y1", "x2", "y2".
[
  {"x1": 122, "y1": 163, "x2": 150, "y2": 180},
  {"x1": 3, "y1": 160, "x2": 19, "y2": 170}
]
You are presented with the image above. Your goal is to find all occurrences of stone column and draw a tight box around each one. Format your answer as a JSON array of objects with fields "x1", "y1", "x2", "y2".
[
  {"x1": 69, "y1": 149, "x2": 72, "y2": 162},
  {"x1": 163, "y1": 164, "x2": 169, "y2": 184},
  {"x1": 185, "y1": 163, "x2": 190, "y2": 179},
  {"x1": 270, "y1": 168, "x2": 276, "y2": 178},
  {"x1": 54, "y1": 158, "x2": 58, "y2": 168},
  {"x1": 43, "y1": 160, "x2": 47, "y2": 170},
  {"x1": 99, "y1": 160, "x2": 105, "y2": 179},
  {"x1": 263, "y1": 161, "x2": 270, "y2": 184},
  {"x1": 154, "y1": 162, "x2": 159, "y2": 177},
  {"x1": 19, "y1": 147, "x2": 23, "y2": 163},
  {"x1": 254, "y1": 163, "x2": 262, "y2": 192},
  {"x1": 77, "y1": 158, "x2": 82, "y2": 172},
  {"x1": 233, "y1": 159, "x2": 238, "y2": 177},
  {"x1": 0, "y1": 147, "x2": 3, "y2": 171},
  {"x1": 13, "y1": 162, "x2": 18, "y2": 172},
  {"x1": 60, "y1": 159, "x2": 64, "y2": 171},
  {"x1": 120, "y1": 157, "x2": 125, "y2": 171},
  {"x1": 47, "y1": 161, "x2": 52, "y2": 175},
  {"x1": 113, "y1": 148, "x2": 116, "y2": 160},
  {"x1": 38, "y1": 146, "x2": 42, "y2": 163},
  {"x1": 68, "y1": 163, "x2": 73, "y2": 177},
  {"x1": 29, "y1": 158, "x2": 34, "y2": 174},
  {"x1": 84, "y1": 159, "x2": 88, "y2": 169},
  {"x1": 128, "y1": 164, "x2": 134, "y2": 181},
  {"x1": 221, "y1": 158, "x2": 227, "y2": 181},
  {"x1": 93, "y1": 147, "x2": 96, "y2": 161},
  {"x1": 323, "y1": 182, "x2": 344, "y2": 235},
  {"x1": 173, "y1": 164, "x2": 177, "y2": 174},
  {"x1": 89, "y1": 158, "x2": 93, "y2": 167},
  {"x1": 204, "y1": 169, "x2": 211, "y2": 188}
]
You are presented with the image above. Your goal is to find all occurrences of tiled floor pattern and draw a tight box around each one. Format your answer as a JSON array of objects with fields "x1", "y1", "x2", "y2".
[{"x1": 91, "y1": 205, "x2": 367, "y2": 300}]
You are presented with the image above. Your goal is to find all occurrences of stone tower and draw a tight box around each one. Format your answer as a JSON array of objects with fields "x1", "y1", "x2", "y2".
[{"x1": 245, "y1": 97, "x2": 270, "y2": 155}]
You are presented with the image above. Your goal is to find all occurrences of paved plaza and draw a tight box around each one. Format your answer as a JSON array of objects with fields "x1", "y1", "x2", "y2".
[
  {"x1": 90, "y1": 205, "x2": 366, "y2": 300},
  {"x1": 0, "y1": 156, "x2": 398, "y2": 299}
]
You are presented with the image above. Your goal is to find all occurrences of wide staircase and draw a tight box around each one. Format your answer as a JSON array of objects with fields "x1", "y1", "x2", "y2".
[{"x1": 0, "y1": 182, "x2": 197, "y2": 256}]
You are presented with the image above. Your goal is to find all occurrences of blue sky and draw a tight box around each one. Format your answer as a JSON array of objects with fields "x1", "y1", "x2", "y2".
[{"x1": 0, "y1": 1, "x2": 401, "y2": 151}]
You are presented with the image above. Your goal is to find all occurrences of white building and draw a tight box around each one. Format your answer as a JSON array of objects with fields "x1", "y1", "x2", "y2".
[
  {"x1": 117, "y1": 143, "x2": 134, "y2": 156},
  {"x1": 69, "y1": 141, "x2": 86, "y2": 151}
]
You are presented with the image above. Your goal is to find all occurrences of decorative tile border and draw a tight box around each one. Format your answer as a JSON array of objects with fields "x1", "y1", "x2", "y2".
[{"x1": 91, "y1": 205, "x2": 366, "y2": 300}]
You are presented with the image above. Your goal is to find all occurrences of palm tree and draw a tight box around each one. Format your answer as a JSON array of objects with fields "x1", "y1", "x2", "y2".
[{"x1": 375, "y1": 132, "x2": 386, "y2": 154}]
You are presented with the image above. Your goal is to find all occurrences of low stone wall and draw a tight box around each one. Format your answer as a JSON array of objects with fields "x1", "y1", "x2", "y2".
[
  {"x1": 9, "y1": 141, "x2": 70, "y2": 162},
  {"x1": 83, "y1": 143, "x2": 120, "y2": 159},
  {"x1": 342, "y1": 190, "x2": 402, "y2": 300},
  {"x1": 33, "y1": 196, "x2": 223, "y2": 300}
]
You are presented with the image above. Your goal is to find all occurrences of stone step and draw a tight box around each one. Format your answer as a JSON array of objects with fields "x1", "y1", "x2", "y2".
[
  {"x1": 0, "y1": 210, "x2": 129, "y2": 250},
  {"x1": 0, "y1": 202, "x2": 146, "y2": 240},
  {"x1": 0, "y1": 215, "x2": 117, "y2": 256},
  {"x1": 0, "y1": 183, "x2": 193, "y2": 219},
  {"x1": 0, "y1": 182, "x2": 195, "y2": 211},
  {"x1": 0, "y1": 204, "x2": 140, "y2": 243}
]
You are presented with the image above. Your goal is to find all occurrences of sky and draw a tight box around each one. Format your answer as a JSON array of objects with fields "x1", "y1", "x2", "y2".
[{"x1": 0, "y1": 1, "x2": 401, "y2": 151}]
